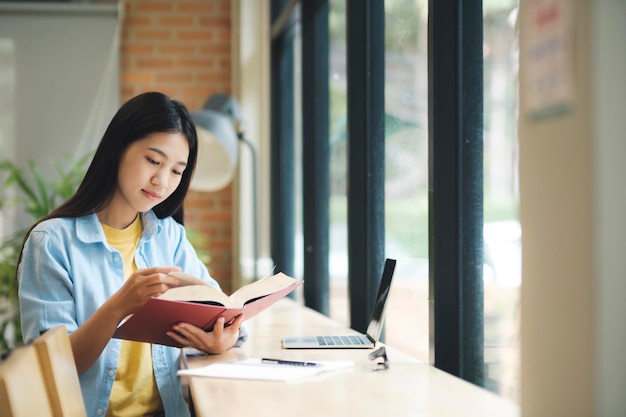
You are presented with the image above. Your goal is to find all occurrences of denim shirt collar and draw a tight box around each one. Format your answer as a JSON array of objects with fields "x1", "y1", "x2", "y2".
[{"x1": 75, "y1": 211, "x2": 162, "y2": 244}]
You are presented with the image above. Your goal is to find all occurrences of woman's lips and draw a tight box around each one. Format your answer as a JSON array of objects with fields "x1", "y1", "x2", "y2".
[{"x1": 143, "y1": 189, "x2": 162, "y2": 201}]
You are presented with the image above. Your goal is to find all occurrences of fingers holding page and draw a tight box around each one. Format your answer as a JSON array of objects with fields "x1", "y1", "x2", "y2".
[
  {"x1": 112, "y1": 266, "x2": 182, "y2": 317},
  {"x1": 130, "y1": 266, "x2": 182, "y2": 294}
]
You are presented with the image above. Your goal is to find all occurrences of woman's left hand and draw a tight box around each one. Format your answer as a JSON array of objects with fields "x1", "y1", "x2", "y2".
[{"x1": 166, "y1": 315, "x2": 244, "y2": 354}]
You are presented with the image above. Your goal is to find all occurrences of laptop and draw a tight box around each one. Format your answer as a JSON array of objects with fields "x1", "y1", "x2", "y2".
[{"x1": 282, "y1": 258, "x2": 396, "y2": 349}]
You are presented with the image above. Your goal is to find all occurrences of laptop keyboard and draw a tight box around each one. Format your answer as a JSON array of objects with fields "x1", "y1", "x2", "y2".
[{"x1": 316, "y1": 335, "x2": 369, "y2": 346}]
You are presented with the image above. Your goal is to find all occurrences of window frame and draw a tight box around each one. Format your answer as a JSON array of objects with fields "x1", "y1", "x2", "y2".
[{"x1": 269, "y1": 0, "x2": 486, "y2": 387}]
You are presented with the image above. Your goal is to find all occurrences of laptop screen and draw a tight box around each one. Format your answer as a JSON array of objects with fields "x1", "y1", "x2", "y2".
[{"x1": 365, "y1": 258, "x2": 396, "y2": 342}]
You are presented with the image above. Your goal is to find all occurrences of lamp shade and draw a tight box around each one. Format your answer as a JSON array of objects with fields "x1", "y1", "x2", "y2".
[{"x1": 190, "y1": 108, "x2": 239, "y2": 192}]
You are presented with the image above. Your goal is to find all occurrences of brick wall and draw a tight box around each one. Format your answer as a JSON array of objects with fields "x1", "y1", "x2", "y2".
[{"x1": 120, "y1": 0, "x2": 234, "y2": 293}]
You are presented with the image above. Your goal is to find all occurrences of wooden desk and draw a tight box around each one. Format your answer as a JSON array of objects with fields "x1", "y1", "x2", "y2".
[{"x1": 186, "y1": 299, "x2": 519, "y2": 417}]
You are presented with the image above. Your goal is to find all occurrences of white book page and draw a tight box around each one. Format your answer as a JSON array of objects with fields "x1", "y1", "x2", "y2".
[{"x1": 162, "y1": 271, "x2": 297, "y2": 308}]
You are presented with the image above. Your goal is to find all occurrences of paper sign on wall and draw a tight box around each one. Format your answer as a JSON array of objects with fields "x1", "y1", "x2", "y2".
[{"x1": 521, "y1": 0, "x2": 576, "y2": 120}]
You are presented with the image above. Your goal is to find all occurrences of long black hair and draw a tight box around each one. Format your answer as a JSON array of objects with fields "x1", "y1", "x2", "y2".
[
  {"x1": 19, "y1": 92, "x2": 197, "y2": 255},
  {"x1": 48, "y1": 91, "x2": 196, "y2": 224}
]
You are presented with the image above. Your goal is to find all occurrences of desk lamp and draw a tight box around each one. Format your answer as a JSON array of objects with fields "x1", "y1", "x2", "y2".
[{"x1": 190, "y1": 93, "x2": 259, "y2": 281}]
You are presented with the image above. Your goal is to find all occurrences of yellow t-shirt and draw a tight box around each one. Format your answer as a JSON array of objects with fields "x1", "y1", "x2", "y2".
[{"x1": 102, "y1": 216, "x2": 163, "y2": 417}]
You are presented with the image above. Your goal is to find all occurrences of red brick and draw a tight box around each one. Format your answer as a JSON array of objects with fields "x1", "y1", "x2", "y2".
[
  {"x1": 136, "y1": 58, "x2": 174, "y2": 68},
  {"x1": 158, "y1": 16, "x2": 194, "y2": 26},
  {"x1": 178, "y1": 58, "x2": 215, "y2": 68},
  {"x1": 200, "y1": 44, "x2": 230, "y2": 54},
  {"x1": 159, "y1": 43, "x2": 195, "y2": 55},
  {"x1": 177, "y1": 1, "x2": 215, "y2": 14},
  {"x1": 122, "y1": 72, "x2": 154, "y2": 84},
  {"x1": 122, "y1": 43, "x2": 155, "y2": 55},
  {"x1": 155, "y1": 72, "x2": 194, "y2": 83},
  {"x1": 124, "y1": 15, "x2": 153, "y2": 27},
  {"x1": 198, "y1": 16, "x2": 230, "y2": 27},
  {"x1": 177, "y1": 30, "x2": 213, "y2": 41},
  {"x1": 197, "y1": 73, "x2": 231, "y2": 83},
  {"x1": 136, "y1": 1, "x2": 174, "y2": 13},
  {"x1": 135, "y1": 30, "x2": 172, "y2": 41}
]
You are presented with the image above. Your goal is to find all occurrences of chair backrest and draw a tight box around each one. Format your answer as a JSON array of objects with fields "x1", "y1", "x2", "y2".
[
  {"x1": 0, "y1": 344, "x2": 54, "y2": 417},
  {"x1": 32, "y1": 326, "x2": 87, "y2": 417}
]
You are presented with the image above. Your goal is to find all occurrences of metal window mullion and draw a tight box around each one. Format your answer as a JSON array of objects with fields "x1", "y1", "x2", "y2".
[
  {"x1": 428, "y1": 0, "x2": 484, "y2": 386},
  {"x1": 346, "y1": 0, "x2": 385, "y2": 333},
  {"x1": 301, "y1": 0, "x2": 330, "y2": 315},
  {"x1": 270, "y1": 0, "x2": 297, "y2": 277}
]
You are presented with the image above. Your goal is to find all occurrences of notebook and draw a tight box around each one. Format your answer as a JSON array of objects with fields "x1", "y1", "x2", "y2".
[{"x1": 282, "y1": 258, "x2": 396, "y2": 349}]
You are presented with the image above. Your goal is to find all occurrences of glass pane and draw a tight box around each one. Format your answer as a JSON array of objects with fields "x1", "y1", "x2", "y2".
[
  {"x1": 328, "y1": 0, "x2": 429, "y2": 363},
  {"x1": 383, "y1": 0, "x2": 429, "y2": 362},
  {"x1": 328, "y1": 0, "x2": 349, "y2": 324},
  {"x1": 294, "y1": 24, "x2": 304, "y2": 283},
  {"x1": 483, "y1": 1, "x2": 520, "y2": 403}
]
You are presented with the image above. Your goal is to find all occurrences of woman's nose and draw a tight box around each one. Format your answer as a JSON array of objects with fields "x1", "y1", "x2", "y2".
[{"x1": 151, "y1": 170, "x2": 168, "y2": 188}]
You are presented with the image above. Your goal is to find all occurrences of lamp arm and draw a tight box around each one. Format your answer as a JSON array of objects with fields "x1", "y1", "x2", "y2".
[{"x1": 238, "y1": 133, "x2": 259, "y2": 281}]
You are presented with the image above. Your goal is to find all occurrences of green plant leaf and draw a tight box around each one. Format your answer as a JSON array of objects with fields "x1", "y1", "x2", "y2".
[
  {"x1": 2, "y1": 164, "x2": 39, "y2": 215},
  {"x1": 52, "y1": 153, "x2": 91, "y2": 200},
  {"x1": 0, "y1": 154, "x2": 90, "y2": 349},
  {"x1": 29, "y1": 161, "x2": 53, "y2": 218}
]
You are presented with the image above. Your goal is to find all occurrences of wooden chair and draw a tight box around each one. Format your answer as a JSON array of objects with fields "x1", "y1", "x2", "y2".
[
  {"x1": 32, "y1": 326, "x2": 87, "y2": 417},
  {"x1": 0, "y1": 344, "x2": 54, "y2": 417}
]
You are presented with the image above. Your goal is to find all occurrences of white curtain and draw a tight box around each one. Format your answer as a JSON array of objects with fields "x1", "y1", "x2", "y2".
[{"x1": 0, "y1": 2, "x2": 120, "y2": 235}]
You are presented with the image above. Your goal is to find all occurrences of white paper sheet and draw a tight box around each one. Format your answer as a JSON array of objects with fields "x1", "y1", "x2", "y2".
[{"x1": 178, "y1": 358, "x2": 354, "y2": 382}]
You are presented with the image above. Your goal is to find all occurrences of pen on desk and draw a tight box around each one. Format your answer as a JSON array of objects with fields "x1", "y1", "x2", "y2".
[{"x1": 261, "y1": 358, "x2": 322, "y2": 367}]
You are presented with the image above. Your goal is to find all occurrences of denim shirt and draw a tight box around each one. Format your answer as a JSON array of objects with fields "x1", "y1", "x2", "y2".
[{"x1": 18, "y1": 211, "x2": 248, "y2": 417}]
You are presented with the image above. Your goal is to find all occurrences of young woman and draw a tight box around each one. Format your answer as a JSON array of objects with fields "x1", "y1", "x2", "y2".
[{"x1": 18, "y1": 92, "x2": 247, "y2": 417}]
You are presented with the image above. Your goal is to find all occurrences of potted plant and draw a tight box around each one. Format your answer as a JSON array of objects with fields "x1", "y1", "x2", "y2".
[{"x1": 0, "y1": 154, "x2": 90, "y2": 350}]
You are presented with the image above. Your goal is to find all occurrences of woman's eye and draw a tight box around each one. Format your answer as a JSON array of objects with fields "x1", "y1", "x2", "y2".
[
  {"x1": 146, "y1": 157, "x2": 159, "y2": 165},
  {"x1": 172, "y1": 169, "x2": 183, "y2": 176}
]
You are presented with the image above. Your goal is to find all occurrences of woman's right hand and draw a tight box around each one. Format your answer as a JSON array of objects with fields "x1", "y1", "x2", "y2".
[
  {"x1": 109, "y1": 266, "x2": 182, "y2": 320},
  {"x1": 71, "y1": 266, "x2": 181, "y2": 374}
]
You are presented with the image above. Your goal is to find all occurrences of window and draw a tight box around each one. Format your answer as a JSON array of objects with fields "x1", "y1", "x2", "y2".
[{"x1": 271, "y1": 0, "x2": 521, "y2": 403}]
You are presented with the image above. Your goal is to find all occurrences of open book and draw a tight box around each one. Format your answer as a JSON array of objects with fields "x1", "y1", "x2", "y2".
[{"x1": 113, "y1": 272, "x2": 302, "y2": 347}]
